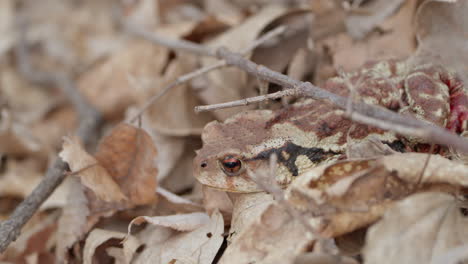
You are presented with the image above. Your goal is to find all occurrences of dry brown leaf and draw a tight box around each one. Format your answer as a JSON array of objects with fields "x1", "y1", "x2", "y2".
[
  {"x1": 59, "y1": 136, "x2": 127, "y2": 203},
  {"x1": 95, "y1": 123, "x2": 157, "y2": 205},
  {"x1": 56, "y1": 124, "x2": 158, "y2": 261},
  {"x1": 83, "y1": 229, "x2": 141, "y2": 264},
  {"x1": 133, "y1": 210, "x2": 224, "y2": 264},
  {"x1": 55, "y1": 178, "x2": 89, "y2": 263},
  {"x1": 413, "y1": 0, "x2": 468, "y2": 84},
  {"x1": 142, "y1": 55, "x2": 214, "y2": 136},
  {"x1": 220, "y1": 203, "x2": 316, "y2": 264},
  {"x1": 129, "y1": 212, "x2": 210, "y2": 233},
  {"x1": 197, "y1": 4, "x2": 288, "y2": 120},
  {"x1": 363, "y1": 192, "x2": 468, "y2": 264},
  {"x1": 286, "y1": 153, "x2": 468, "y2": 237}
]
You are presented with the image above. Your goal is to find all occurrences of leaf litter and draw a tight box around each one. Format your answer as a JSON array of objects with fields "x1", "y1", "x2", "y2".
[{"x1": 0, "y1": 0, "x2": 468, "y2": 263}]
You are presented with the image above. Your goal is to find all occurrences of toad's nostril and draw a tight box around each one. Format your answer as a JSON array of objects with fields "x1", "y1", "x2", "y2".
[{"x1": 201, "y1": 161, "x2": 207, "y2": 168}]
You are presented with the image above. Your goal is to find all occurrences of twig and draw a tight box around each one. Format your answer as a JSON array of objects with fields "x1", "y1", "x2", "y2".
[
  {"x1": 416, "y1": 143, "x2": 435, "y2": 186},
  {"x1": 196, "y1": 88, "x2": 299, "y2": 112},
  {"x1": 126, "y1": 26, "x2": 286, "y2": 123},
  {"x1": 0, "y1": 20, "x2": 102, "y2": 253}
]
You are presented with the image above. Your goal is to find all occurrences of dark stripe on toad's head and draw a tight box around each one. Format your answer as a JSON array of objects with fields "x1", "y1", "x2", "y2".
[{"x1": 247, "y1": 142, "x2": 339, "y2": 176}]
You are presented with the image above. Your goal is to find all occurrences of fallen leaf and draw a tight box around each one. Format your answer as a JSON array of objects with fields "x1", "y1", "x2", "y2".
[
  {"x1": 142, "y1": 54, "x2": 214, "y2": 136},
  {"x1": 133, "y1": 210, "x2": 224, "y2": 264},
  {"x1": 55, "y1": 178, "x2": 90, "y2": 263},
  {"x1": 95, "y1": 123, "x2": 157, "y2": 205},
  {"x1": 286, "y1": 153, "x2": 468, "y2": 237},
  {"x1": 129, "y1": 212, "x2": 210, "y2": 233},
  {"x1": 363, "y1": 192, "x2": 468, "y2": 264},
  {"x1": 59, "y1": 136, "x2": 128, "y2": 203},
  {"x1": 220, "y1": 203, "x2": 316, "y2": 264},
  {"x1": 83, "y1": 229, "x2": 141, "y2": 264}
]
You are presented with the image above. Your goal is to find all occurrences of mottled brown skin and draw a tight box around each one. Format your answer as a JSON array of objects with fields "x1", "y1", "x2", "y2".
[{"x1": 194, "y1": 61, "x2": 468, "y2": 193}]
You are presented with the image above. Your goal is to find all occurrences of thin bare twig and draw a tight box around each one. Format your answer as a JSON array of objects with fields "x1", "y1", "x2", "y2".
[
  {"x1": 0, "y1": 20, "x2": 102, "y2": 253},
  {"x1": 126, "y1": 26, "x2": 286, "y2": 123}
]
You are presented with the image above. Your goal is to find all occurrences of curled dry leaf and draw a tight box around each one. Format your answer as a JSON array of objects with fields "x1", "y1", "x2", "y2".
[
  {"x1": 220, "y1": 203, "x2": 316, "y2": 264},
  {"x1": 363, "y1": 192, "x2": 468, "y2": 264},
  {"x1": 59, "y1": 136, "x2": 128, "y2": 203},
  {"x1": 95, "y1": 123, "x2": 157, "y2": 205},
  {"x1": 83, "y1": 229, "x2": 141, "y2": 264},
  {"x1": 56, "y1": 124, "x2": 158, "y2": 261},
  {"x1": 128, "y1": 212, "x2": 210, "y2": 233},
  {"x1": 286, "y1": 153, "x2": 468, "y2": 237},
  {"x1": 133, "y1": 210, "x2": 224, "y2": 264}
]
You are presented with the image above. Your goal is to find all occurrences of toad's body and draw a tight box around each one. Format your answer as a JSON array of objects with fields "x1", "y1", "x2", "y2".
[{"x1": 194, "y1": 61, "x2": 468, "y2": 193}]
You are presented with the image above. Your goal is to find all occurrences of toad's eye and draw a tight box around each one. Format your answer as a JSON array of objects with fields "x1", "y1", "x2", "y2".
[{"x1": 220, "y1": 156, "x2": 243, "y2": 176}]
